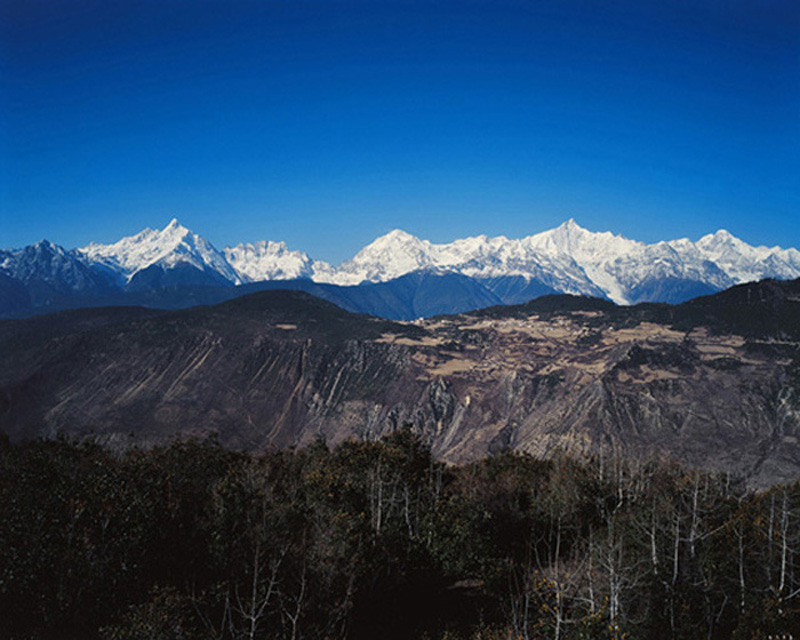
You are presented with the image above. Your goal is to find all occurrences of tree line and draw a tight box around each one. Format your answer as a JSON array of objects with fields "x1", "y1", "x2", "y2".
[{"x1": 1, "y1": 430, "x2": 799, "y2": 640}]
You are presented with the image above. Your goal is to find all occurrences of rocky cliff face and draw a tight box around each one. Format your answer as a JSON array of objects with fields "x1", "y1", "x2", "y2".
[{"x1": 2, "y1": 283, "x2": 800, "y2": 486}]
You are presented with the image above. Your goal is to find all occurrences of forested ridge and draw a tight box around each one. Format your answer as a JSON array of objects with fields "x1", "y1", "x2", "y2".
[{"x1": 1, "y1": 431, "x2": 799, "y2": 640}]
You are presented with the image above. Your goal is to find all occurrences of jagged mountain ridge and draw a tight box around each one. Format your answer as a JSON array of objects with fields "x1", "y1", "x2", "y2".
[
  {"x1": 3, "y1": 218, "x2": 800, "y2": 317},
  {"x1": 80, "y1": 218, "x2": 241, "y2": 287},
  {"x1": 0, "y1": 240, "x2": 118, "y2": 307},
  {"x1": 2, "y1": 279, "x2": 800, "y2": 486}
]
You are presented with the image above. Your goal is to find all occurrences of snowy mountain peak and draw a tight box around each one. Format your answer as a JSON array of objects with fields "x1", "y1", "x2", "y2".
[
  {"x1": 694, "y1": 229, "x2": 800, "y2": 283},
  {"x1": 21, "y1": 239, "x2": 65, "y2": 256},
  {"x1": 160, "y1": 218, "x2": 197, "y2": 243},
  {"x1": 0, "y1": 238, "x2": 113, "y2": 295},
  {"x1": 224, "y1": 240, "x2": 316, "y2": 282},
  {"x1": 366, "y1": 229, "x2": 423, "y2": 249},
  {"x1": 7, "y1": 218, "x2": 800, "y2": 314},
  {"x1": 333, "y1": 229, "x2": 434, "y2": 284},
  {"x1": 559, "y1": 217, "x2": 580, "y2": 232},
  {"x1": 544, "y1": 218, "x2": 587, "y2": 251},
  {"x1": 555, "y1": 217, "x2": 586, "y2": 234},
  {"x1": 698, "y1": 229, "x2": 737, "y2": 248},
  {"x1": 80, "y1": 219, "x2": 239, "y2": 284},
  {"x1": 526, "y1": 218, "x2": 637, "y2": 259}
]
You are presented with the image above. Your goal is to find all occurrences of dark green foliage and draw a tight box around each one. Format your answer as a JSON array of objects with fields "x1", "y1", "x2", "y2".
[{"x1": 2, "y1": 433, "x2": 800, "y2": 639}]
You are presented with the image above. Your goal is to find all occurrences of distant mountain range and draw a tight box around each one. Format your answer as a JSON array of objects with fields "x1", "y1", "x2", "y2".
[{"x1": 3, "y1": 218, "x2": 800, "y2": 319}]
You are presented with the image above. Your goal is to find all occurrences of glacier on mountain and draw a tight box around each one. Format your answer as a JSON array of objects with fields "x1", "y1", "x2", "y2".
[
  {"x1": 74, "y1": 218, "x2": 800, "y2": 305},
  {"x1": 79, "y1": 218, "x2": 240, "y2": 285},
  {"x1": 224, "y1": 240, "x2": 328, "y2": 283},
  {"x1": 299, "y1": 218, "x2": 791, "y2": 305},
  {"x1": 5, "y1": 218, "x2": 800, "y2": 309}
]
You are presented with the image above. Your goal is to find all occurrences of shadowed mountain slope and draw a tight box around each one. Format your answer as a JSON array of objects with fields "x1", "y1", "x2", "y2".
[{"x1": 2, "y1": 281, "x2": 800, "y2": 486}]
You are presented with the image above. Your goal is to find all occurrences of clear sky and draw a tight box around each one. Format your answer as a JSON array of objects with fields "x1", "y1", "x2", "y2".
[{"x1": 1, "y1": 0, "x2": 799, "y2": 263}]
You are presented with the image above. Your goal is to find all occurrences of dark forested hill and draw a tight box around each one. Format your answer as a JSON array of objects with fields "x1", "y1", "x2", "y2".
[{"x1": 3, "y1": 434, "x2": 800, "y2": 640}]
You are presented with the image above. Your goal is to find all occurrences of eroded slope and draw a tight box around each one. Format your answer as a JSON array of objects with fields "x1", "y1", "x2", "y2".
[{"x1": 2, "y1": 282, "x2": 800, "y2": 485}]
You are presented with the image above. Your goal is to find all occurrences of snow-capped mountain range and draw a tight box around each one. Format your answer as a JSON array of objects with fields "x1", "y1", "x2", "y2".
[
  {"x1": 81, "y1": 218, "x2": 240, "y2": 286},
  {"x1": 2, "y1": 218, "x2": 800, "y2": 317}
]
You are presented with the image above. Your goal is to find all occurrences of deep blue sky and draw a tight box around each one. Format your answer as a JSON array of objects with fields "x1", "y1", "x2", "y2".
[{"x1": 2, "y1": 0, "x2": 799, "y2": 263}]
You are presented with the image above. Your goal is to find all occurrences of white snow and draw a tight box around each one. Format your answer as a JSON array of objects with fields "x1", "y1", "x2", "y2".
[
  {"x1": 79, "y1": 218, "x2": 241, "y2": 284},
  {"x1": 224, "y1": 240, "x2": 317, "y2": 282},
  {"x1": 45, "y1": 217, "x2": 800, "y2": 305}
]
